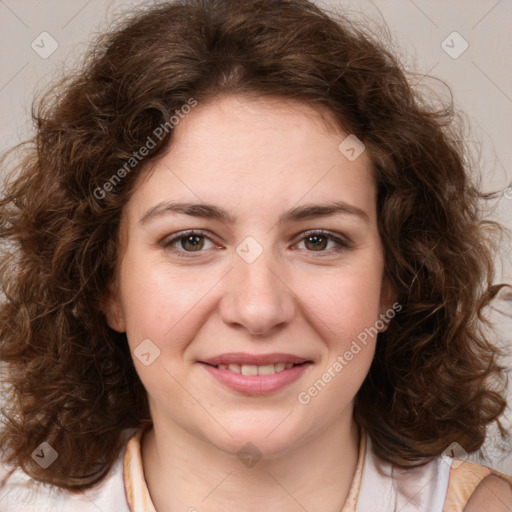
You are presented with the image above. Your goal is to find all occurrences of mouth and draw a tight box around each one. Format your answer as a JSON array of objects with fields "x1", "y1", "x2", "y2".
[{"x1": 198, "y1": 353, "x2": 313, "y2": 395}]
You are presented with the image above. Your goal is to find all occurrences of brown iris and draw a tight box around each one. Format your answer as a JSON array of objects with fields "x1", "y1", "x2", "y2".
[
  {"x1": 180, "y1": 234, "x2": 205, "y2": 251},
  {"x1": 304, "y1": 234, "x2": 328, "y2": 251}
]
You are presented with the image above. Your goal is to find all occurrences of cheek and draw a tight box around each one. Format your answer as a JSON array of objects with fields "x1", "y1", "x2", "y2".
[
  {"x1": 294, "y1": 261, "x2": 384, "y2": 345},
  {"x1": 293, "y1": 267, "x2": 381, "y2": 414},
  {"x1": 119, "y1": 254, "x2": 201, "y2": 343},
  {"x1": 118, "y1": 258, "x2": 201, "y2": 406}
]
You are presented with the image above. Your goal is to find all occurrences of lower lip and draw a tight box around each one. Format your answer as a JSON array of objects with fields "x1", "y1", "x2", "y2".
[{"x1": 200, "y1": 362, "x2": 312, "y2": 395}]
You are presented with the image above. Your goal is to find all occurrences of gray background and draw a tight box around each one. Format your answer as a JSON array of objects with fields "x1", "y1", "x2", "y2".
[{"x1": 1, "y1": 0, "x2": 511, "y2": 475}]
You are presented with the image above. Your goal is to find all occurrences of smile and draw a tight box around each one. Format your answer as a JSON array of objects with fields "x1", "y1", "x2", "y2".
[{"x1": 199, "y1": 356, "x2": 313, "y2": 395}]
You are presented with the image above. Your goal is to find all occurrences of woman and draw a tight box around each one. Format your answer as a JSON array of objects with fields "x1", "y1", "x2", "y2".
[{"x1": 1, "y1": 0, "x2": 511, "y2": 510}]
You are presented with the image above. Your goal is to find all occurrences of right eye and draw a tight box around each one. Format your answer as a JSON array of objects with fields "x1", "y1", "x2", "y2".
[{"x1": 160, "y1": 230, "x2": 219, "y2": 257}]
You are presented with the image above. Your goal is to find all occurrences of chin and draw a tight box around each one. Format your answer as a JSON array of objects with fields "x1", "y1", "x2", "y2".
[{"x1": 203, "y1": 416, "x2": 305, "y2": 461}]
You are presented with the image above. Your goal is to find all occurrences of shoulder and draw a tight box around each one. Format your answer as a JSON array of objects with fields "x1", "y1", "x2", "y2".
[
  {"x1": 0, "y1": 429, "x2": 135, "y2": 512},
  {"x1": 444, "y1": 459, "x2": 512, "y2": 512},
  {"x1": 463, "y1": 474, "x2": 512, "y2": 511}
]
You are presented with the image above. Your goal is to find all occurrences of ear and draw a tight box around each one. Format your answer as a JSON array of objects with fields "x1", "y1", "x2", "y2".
[
  {"x1": 377, "y1": 275, "x2": 400, "y2": 333},
  {"x1": 100, "y1": 281, "x2": 127, "y2": 333}
]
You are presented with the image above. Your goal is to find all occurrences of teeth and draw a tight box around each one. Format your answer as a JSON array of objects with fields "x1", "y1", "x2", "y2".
[
  {"x1": 241, "y1": 364, "x2": 258, "y2": 375},
  {"x1": 216, "y1": 362, "x2": 299, "y2": 374},
  {"x1": 257, "y1": 364, "x2": 275, "y2": 375}
]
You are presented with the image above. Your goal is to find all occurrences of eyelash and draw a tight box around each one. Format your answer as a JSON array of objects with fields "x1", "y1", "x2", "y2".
[{"x1": 160, "y1": 229, "x2": 353, "y2": 258}]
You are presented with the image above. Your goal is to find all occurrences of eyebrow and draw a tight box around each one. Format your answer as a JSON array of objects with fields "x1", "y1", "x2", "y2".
[{"x1": 139, "y1": 200, "x2": 370, "y2": 226}]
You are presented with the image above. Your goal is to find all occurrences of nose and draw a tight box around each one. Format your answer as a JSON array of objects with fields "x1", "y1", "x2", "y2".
[{"x1": 218, "y1": 248, "x2": 296, "y2": 337}]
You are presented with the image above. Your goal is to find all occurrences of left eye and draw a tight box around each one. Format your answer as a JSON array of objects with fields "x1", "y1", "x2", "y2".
[
  {"x1": 295, "y1": 231, "x2": 350, "y2": 252},
  {"x1": 160, "y1": 229, "x2": 352, "y2": 258}
]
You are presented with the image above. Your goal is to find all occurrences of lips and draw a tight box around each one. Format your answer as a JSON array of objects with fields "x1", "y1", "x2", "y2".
[{"x1": 199, "y1": 352, "x2": 313, "y2": 395}]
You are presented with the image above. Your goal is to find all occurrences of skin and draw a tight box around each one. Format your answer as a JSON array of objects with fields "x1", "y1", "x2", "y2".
[
  {"x1": 464, "y1": 476, "x2": 512, "y2": 511},
  {"x1": 104, "y1": 94, "x2": 397, "y2": 512}
]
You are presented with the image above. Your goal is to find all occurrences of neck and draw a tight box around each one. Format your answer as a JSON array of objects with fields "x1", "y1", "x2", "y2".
[{"x1": 141, "y1": 413, "x2": 361, "y2": 512}]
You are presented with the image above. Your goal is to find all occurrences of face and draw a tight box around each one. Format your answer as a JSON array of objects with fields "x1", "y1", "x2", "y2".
[{"x1": 104, "y1": 94, "x2": 396, "y2": 457}]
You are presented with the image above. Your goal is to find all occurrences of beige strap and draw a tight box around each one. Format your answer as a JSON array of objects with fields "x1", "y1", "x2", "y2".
[{"x1": 443, "y1": 460, "x2": 512, "y2": 511}]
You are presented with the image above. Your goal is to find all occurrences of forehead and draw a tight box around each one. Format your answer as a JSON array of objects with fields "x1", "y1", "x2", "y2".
[
  {"x1": 169, "y1": 94, "x2": 352, "y2": 163},
  {"x1": 125, "y1": 94, "x2": 376, "y2": 226}
]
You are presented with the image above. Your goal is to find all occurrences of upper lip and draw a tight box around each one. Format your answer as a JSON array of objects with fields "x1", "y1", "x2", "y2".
[{"x1": 200, "y1": 352, "x2": 311, "y2": 366}]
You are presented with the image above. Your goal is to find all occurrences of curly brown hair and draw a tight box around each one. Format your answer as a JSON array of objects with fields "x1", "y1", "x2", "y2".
[{"x1": 0, "y1": 0, "x2": 510, "y2": 492}]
